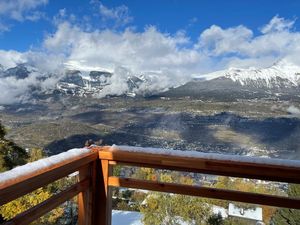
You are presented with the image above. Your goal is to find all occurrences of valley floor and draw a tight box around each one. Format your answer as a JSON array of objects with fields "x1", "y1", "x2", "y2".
[{"x1": 1, "y1": 97, "x2": 300, "y2": 159}]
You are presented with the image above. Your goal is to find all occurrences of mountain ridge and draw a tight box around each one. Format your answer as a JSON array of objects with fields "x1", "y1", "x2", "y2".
[{"x1": 1, "y1": 59, "x2": 300, "y2": 103}]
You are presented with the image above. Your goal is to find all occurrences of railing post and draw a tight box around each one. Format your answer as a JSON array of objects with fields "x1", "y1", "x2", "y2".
[
  {"x1": 78, "y1": 163, "x2": 93, "y2": 225},
  {"x1": 94, "y1": 159, "x2": 112, "y2": 225}
]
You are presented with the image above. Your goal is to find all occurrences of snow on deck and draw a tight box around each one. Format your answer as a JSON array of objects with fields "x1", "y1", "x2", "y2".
[
  {"x1": 112, "y1": 210, "x2": 142, "y2": 225},
  {"x1": 228, "y1": 203, "x2": 262, "y2": 221},
  {"x1": 112, "y1": 210, "x2": 191, "y2": 225},
  {"x1": 110, "y1": 145, "x2": 300, "y2": 168},
  {"x1": 0, "y1": 148, "x2": 91, "y2": 185},
  {"x1": 212, "y1": 205, "x2": 228, "y2": 219}
]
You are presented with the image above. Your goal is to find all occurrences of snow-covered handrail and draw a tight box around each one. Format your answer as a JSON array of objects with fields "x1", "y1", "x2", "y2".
[
  {"x1": 0, "y1": 148, "x2": 93, "y2": 186},
  {"x1": 1, "y1": 145, "x2": 300, "y2": 225},
  {"x1": 96, "y1": 145, "x2": 300, "y2": 211},
  {"x1": 109, "y1": 145, "x2": 300, "y2": 168},
  {"x1": 97, "y1": 145, "x2": 300, "y2": 184},
  {"x1": 0, "y1": 148, "x2": 99, "y2": 225}
]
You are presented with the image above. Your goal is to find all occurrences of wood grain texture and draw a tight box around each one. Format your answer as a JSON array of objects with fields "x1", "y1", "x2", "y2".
[
  {"x1": 3, "y1": 179, "x2": 89, "y2": 225},
  {"x1": 108, "y1": 176, "x2": 300, "y2": 209},
  {"x1": 0, "y1": 151, "x2": 98, "y2": 206},
  {"x1": 97, "y1": 159, "x2": 112, "y2": 225},
  {"x1": 78, "y1": 164, "x2": 93, "y2": 225},
  {"x1": 96, "y1": 147, "x2": 300, "y2": 183}
]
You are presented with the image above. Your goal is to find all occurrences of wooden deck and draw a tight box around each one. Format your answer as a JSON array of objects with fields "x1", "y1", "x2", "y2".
[{"x1": 1, "y1": 146, "x2": 300, "y2": 225}]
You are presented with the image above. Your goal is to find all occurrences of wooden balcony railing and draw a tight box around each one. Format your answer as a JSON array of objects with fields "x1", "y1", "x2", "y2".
[{"x1": 1, "y1": 145, "x2": 300, "y2": 225}]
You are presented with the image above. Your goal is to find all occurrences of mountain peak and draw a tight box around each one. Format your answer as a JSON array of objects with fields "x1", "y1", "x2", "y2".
[{"x1": 198, "y1": 59, "x2": 300, "y2": 88}]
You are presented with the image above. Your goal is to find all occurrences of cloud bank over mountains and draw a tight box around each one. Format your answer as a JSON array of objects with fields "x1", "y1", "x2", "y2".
[
  {"x1": 1, "y1": 1, "x2": 300, "y2": 104},
  {"x1": 0, "y1": 0, "x2": 48, "y2": 32}
]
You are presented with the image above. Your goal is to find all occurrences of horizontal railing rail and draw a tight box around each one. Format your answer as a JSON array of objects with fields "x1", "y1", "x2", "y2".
[
  {"x1": 98, "y1": 146, "x2": 300, "y2": 183},
  {"x1": 0, "y1": 149, "x2": 102, "y2": 225},
  {"x1": 96, "y1": 146, "x2": 300, "y2": 210},
  {"x1": 0, "y1": 150, "x2": 98, "y2": 205},
  {"x1": 1, "y1": 145, "x2": 300, "y2": 225}
]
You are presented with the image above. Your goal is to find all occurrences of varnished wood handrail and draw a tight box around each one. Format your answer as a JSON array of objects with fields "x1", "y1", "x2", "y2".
[
  {"x1": 3, "y1": 179, "x2": 90, "y2": 225},
  {"x1": 108, "y1": 177, "x2": 300, "y2": 209},
  {"x1": 97, "y1": 146, "x2": 300, "y2": 183},
  {"x1": 95, "y1": 146, "x2": 300, "y2": 210},
  {"x1": 0, "y1": 150, "x2": 98, "y2": 205},
  {"x1": 1, "y1": 145, "x2": 300, "y2": 225},
  {"x1": 0, "y1": 150, "x2": 100, "y2": 225}
]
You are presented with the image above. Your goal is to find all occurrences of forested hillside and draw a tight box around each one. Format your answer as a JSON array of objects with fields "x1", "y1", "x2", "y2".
[{"x1": 0, "y1": 122, "x2": 28, "y2": 172}]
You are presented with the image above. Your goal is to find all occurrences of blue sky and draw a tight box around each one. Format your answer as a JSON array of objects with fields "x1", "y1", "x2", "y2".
[
  {"x1": 1, "y1": 0, "x2": 300, "y2": 51},
  {"x1": 1, "y1": 0, "x2": 300, "y2": 104},
  {"x1": 1, "y1": 0, "x2": 300, "y2": 75}
]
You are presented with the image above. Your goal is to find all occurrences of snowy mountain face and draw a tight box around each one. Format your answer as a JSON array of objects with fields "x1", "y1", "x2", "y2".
[
  {"x1": 0, "y1": 63, "x2": 160, "y2": 99},
  {"x1": 56, "y1": 69, "x2": 151, "y2": 97},
  {"x1": 162, "y1": 60, "x2": 300, "y2": 101},
  {"x1": 2, "y1": 64, "x2": 34, "y2": 79},
  {"x1": 1, "y1": 59, "x2": 300, "y2": 102},
  {"x1": 202, "y1": 60, "x2": 300, "y2": 89}
]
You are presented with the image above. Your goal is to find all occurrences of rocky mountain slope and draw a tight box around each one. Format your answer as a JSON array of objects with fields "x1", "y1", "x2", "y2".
[
  {"x1": 161, "y1": 60, "x2": 300, "y2": 101},
  {"x1": 1, "y1": 59, "x2": 300, "y2": 102}
]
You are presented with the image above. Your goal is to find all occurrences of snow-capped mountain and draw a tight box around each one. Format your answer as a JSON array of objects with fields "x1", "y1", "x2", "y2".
[
  {"x1": 0, "y1": 63, "x2": 162, "y2": 99},
  {"x1": 199, "y1": 59, "x2": 300, "y2": 89},
  {"x1": 1, "y1": 63, "x2": 36, "y2": 79},
  {"x1": 1, "y1": 59, "x2": 300, "y2": 102},
  {"x1": 162, "y1": 59, "x2": 300, "y2": 101},
  {"x1": 55, "y1": 69, "x2": 151, "y2": 97}
]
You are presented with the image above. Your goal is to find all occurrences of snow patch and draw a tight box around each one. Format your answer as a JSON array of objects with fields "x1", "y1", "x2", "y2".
[
  {"x1": 110, "y1": 145, "x2": 300, "y2": 167},
  {"x1": 0, "y1": 148, "x2": 91, "y2": 185},
  {"x1": 198, "y1": 59, "x2": 300, "y2": 88},
  {"x1": 112, "y1": 210, "x2": 142, "y2": 225},
  {"x1": 212, "y1": 205, "x2": 228, "y2": 218},
  {"x1": 64, "y1": 60, "x2": 112, "y2": 73},
  {"x1": 287, "y1": 105, "x2": 300, "y2": 116},
  {"x1": 228, "y1": 203, "x2": 262, "y2": 221}
]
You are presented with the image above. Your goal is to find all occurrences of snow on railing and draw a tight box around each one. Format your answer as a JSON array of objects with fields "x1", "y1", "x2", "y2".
[
  {"x1": 0, "y1": 148, "x2": 91, "y2": 185},
  {"x1": 1, "y1": 145, "x2": 300, "y2": 225},
  {"x1": 110, "y1": 144, "x2": 300, "y2": 167}
]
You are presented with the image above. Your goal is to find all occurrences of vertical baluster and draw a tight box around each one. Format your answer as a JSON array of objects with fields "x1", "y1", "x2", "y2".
[
  {"x1": 78, "y1": 164, "x2": 93, "y2": 225},
  {"x1": 95, "y1": 159, "x2": 112, "y2": 225}
]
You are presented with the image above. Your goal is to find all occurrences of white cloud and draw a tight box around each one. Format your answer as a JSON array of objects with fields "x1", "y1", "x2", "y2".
[
  {"x1": 0, "y1": 74, "x2": 37, "y2": 104},
  {"x1": 197, "y1": 25, "x2": 253, "y2": 56},
  {"x1": 0, "y1": 0, "x2": 48, "y2": 32},
  {"x1": 2, "y1": 15, "x2": 300, "y2": 103},
  {"x1": 0, "y1": 50, "x2": 65, "y2": 104},
  {"x1": 44, "y1": 22, "x2": 207, "y2": 78},
  {"x1": 98, "y1": 1, "x2": 133, "y2": 28},
  {"x1": 0, "y1": 22, "x2": 10, "y2": 32},
  {"x1": 0, "y1": 50, "x2": 26, "y2": 69},
  {"x1": 197, "y1": 16, "x2": 300, "y2": 68},
  {"x1": 0, "y1": 0, "x2": 48, "y2": 21},
  {"x1": 260, "y1": 15, "x2": 295, "y2": 34},
  {"x1": 44, "y1": 15, "x2": 300, "y2": 77}
]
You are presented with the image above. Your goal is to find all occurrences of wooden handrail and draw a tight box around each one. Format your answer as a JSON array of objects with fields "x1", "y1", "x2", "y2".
[
  {"x1": 96, "y1": 146, "x2": 300, "y2": 210},
  {"x1": 3, "y1": 179, "x2": 90, "y2": 225},
  {"x1": 0, "y1": 150, "x2": 98, "y2": 205},
  {"x1": 97, "y1": 146, "x2": 300, "y2": 183},
  {"x1": 108, "y1": 177, "x2": 300, "y2": 209},
  {"x1": 0, "y1": 150, "x2": 102, "y2": 225},
  {"x1": 1, "y1": 145, "x2": 300, "y2": 225}
]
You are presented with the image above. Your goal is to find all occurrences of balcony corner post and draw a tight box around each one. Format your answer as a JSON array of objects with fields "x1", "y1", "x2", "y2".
[
  {"x1": 93, "y1": 155, "x2": 112, "y2": 225},
  {"x1": 78, "y1": 163, "x2": 93, "y2": 225}
]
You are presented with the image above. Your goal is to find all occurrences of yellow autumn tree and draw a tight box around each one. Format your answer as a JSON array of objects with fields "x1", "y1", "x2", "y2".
[{"x1": 0, "y1": 188, "x2": 64, "y2": 224}]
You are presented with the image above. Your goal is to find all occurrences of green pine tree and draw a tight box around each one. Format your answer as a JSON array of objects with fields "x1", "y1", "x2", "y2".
[{"x1": 0, "y1": 122, "x2": 28, "y2": 172}]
